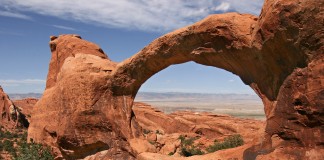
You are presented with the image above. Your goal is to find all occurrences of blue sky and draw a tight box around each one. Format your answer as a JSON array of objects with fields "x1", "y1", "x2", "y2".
[{"x1": 0, "y1": 0, "x2": 264, "y2": 94}]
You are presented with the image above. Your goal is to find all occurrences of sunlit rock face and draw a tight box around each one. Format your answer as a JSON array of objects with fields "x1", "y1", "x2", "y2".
[
  {"x1": 0, "y1": 86, "x2": 29, "y2": 130},
  {"x1": 28, "y1": 0, "x2": 323, "y2": 159}
]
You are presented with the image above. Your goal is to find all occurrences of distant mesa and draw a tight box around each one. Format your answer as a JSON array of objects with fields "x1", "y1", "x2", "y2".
[{"x1": 17, "y1": 0, "x2": 324, "y2": 159}]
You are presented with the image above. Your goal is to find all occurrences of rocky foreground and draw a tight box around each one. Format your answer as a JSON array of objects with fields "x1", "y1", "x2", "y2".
[
  {"x1": 133, "y1": 102, "x2": 265, "y2": 160},
  {"x1": 2, "y1": 96, "x2": 267, "y2": 160},
  {"x1": 4, "y1": 98, "x2": 319, "y2": 160}
]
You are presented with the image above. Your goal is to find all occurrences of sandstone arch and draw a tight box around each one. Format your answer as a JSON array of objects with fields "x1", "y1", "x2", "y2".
[{"x1": 28, "y1": 0, "x2": 323, "y2": 159}]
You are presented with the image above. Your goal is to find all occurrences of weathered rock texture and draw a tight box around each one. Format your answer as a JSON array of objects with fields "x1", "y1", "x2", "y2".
[
  {"x1": 13, "y1": 98, "x2": 38, "y2": 123},
  {"x1": 133, "y1": 102, "x2": 264, "y2": 140},
  {"x1": 28, "y1": 0, "x2": 323, "y2": 159},
  {"x1": 0, "y1": 86, "x2": 28, "y2": 130},
  {"x1": 86, "y1": 102, "x2": 265, "y2": 160},
  {"x1": 134, "y1": 102, "x2": 264, "y2": 156}
]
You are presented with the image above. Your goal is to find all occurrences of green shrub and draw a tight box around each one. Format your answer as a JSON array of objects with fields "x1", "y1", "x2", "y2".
[
  {"x1": 181, "y1": 146, "x2": 204, "y2": 157},
  {"x1": 3, "y1": 139, "x2": 14, "y2": 151},
  {"x1": 206, "y1": 134, "x2": 244, "y2": 153},
  {"x1": 19, "y1": 132, "x2": 27, "y2": 142},
  {"x1": 0, "y1": 130, "x2": 18, "y2": 139},
  {"x1": 3, "y1": 139, "x2": 17, "y2": 157},
  {"x1": 178, "y1": 135, "x2": 204, "y2": 157},
  {"x1": 0, "y1": 129, "x2": 54, "y2": 160},
  {"x1": 168, "y1": 152, "x2": 174, "y2": 156},
  {"x1": 178, "y1": 135, "x2": 185, "y2": 142},
  {"x1": 178, "y1": 135, "x2": 196, "y2": 146},
  {"x1": 15, "y1": 142, "x2": 54, "y2": 160}
]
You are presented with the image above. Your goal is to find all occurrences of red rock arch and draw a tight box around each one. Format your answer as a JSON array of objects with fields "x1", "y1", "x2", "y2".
[{"x1": 28, "y1": 0, "x2": 323, "y2": 159}]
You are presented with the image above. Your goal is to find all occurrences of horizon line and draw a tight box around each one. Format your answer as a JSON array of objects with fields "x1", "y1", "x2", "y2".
[{"x1": 7, "y1": 91, "x2": 257, "y2": 95}]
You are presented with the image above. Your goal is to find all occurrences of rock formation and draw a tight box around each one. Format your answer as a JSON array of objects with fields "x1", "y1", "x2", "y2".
[
  {"x1": 28, "y1": 0, "x2": 323, "y2": 159},
  {"x1": 0, "y1": 86, "x2": 28, "y2": 130},
  {"x1": 85, "y1": 102, "x2": 265, "y2": 160},
  {"x1": 133, "y1": 102, "x2": 264, "y2": 139},
  {"x1": 13, "y1": 98, "x2": 38, "y2": 123},
  {"x1": 134, "y1": 102, "x2": 264, "y2": 156}
]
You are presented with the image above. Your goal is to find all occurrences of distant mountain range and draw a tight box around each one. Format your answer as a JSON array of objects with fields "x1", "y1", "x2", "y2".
[
  {"x1": 7, "y1": 92, "x2": 261, "y2": 101},
  {"x1": 7, "y1": 92, "x2": 264, "y2": 119},
  {"x1": 135, "y1": 92, "x2": 261, "y2": 101},
  {"x1": 135, "y1": 92, "x2": 264, "y2": 119},
  {"x1": 8, "y1": 93, "x2": 43, "y2": 100}
]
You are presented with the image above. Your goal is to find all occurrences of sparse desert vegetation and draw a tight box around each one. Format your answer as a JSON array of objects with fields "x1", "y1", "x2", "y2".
[
  {"x1": 134, "y1": 102, "x2": 264, "y2": 159},
  {"x1": 206, "y1": 134, "x2": 244, "y2": 153},
  {"x1": 178, "y1": 135, "x2": 205, "y2": 157},
  {"x1": 0, "y1": 126, "x2": 54, "y2": 160},
  {"x1": 176, "y1": 134, "x2": 244, "y2": 157}
]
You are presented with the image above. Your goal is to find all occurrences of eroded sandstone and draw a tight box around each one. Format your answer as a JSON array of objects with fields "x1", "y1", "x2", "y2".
[
  {"x1": 27, "y1": 0, "x2": 323, "y2": 159},
  {"x1": 133, "y1": 102, "x2": 265, "y2": 158},
  {"x1": 13, "y1": 98, "x2": 38, "y2": 123},
  {"x1": 0, "y1": 86, "x2": 28, "y2": 130}
]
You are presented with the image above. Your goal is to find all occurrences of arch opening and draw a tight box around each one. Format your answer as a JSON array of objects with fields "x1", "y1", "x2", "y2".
[
  {"x1": 131, "y1": 61, "x2": 267, "y2": 158},
  {"x1": 134, "y1": 62, "x2": 265, "y2": 120}
]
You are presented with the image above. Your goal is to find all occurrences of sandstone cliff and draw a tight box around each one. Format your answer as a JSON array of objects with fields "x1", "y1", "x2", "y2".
[{"x1": 28, "y1": 0, "x2": 323, "y2": 159}]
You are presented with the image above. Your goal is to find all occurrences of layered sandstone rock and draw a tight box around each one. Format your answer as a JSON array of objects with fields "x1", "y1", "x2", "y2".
[
  {"x1": 28, "y1": 0, "x2": 323, "y2": 159},
  {"x1": 0, "y1": 86, "x2": 28, "y2": 130}
]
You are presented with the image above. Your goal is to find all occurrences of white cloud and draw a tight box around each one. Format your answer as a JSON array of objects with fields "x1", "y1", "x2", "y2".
[
  {"x1": 0, "y1": 79, "x2": 46, "y2": 87},
  {"x1": 225, "y1": 0, "x2": 264, "y2": 15},
  {"x1": 52, "y1": 25, "x2": 77, "y2": 31},
  {"x1": 0, "y1": 0, "x2": 263, "y2": 32},
  {"x1": 213, "y1": 2, "x2": 230, "y2": 12},
  {"x1": 0, "y1": 10, "x2": 32, "y2": 20},
  {"x1": 228, "y1": 79, "x2": 235, "y2": 82}
]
